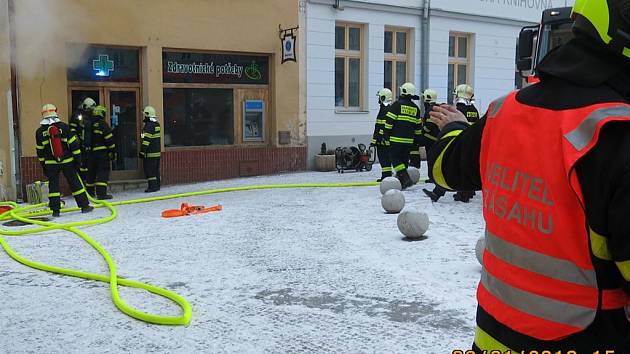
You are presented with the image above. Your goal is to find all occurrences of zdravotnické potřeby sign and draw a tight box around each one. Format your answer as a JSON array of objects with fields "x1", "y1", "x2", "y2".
[{"x1": 163, "y1": 51, "x2": 269, "y2": 85}]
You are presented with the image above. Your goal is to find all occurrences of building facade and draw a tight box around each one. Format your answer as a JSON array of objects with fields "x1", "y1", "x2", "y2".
[
  {"x1": 305, "y1": 0, "x2": 575, "y2": 168},
  {"x1": 1, "y1": 0, "x2": 307, "y2": 200}
]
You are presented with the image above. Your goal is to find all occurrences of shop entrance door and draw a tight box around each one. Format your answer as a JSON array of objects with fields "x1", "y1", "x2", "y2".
[{"x1": 69, "y1": 87, "x2": 142, "y2": 180}]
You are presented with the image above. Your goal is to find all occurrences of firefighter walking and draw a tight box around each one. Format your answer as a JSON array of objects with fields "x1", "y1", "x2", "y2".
[
  {"x1": 384, "y1": 82, "x2": 422, "y2": 189},
  {"x1": 85, "y1": 105, "x2": 116, "y2": 200},
  {"x1": 419, "y1": 89, "x2": 448, "y2": 202},
  {"x1": 35, "y1": 104, "x2": 93, "y2": 217},
  {"x1": 371, "y1": 88, "x2": 393, "y2": 182},
  {"x1": 427, "y1": 0, "x2": 630, "y2": 351},
  {"x1": 139, "y1": 106, "x2": 161, "y2": 193}
]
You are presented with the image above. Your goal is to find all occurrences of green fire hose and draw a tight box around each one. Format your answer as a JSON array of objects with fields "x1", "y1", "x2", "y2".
[{"x1": 0, "y1": 181, "x2": 377, "y2": 326}]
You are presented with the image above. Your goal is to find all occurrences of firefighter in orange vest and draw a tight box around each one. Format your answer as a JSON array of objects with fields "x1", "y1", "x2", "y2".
[
  {"x1": 426, "y1": 1, "x2": 630, "y2": 351},
  {"x1": 35, "y1": 104, "x2": 93, "y2": 217},
  {"x1": 85, "y1": 105, "x2": 116, "y2": 200}
]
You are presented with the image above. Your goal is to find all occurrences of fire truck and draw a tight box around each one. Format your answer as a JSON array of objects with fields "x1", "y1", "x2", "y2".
[{"x1": 516, "y1": 7, "x2": 574, "y2": 85}]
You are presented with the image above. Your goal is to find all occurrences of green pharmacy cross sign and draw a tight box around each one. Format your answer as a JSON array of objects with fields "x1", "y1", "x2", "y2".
[{"x1": 93, "y1": 54, "x2": 115, "y2": 77}]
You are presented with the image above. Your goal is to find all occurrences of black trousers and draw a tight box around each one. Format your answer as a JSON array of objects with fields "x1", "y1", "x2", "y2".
[
  {"x1": 86, "y1": 152, "x2": 111, "y2": 197},
  {"x1": 43, "y1": 162, "x2": 89, "y2": 211},
  {"x1": 376, "y1": 144, "x2": 392, "y2": 178},
  {"x1": 390, "y1": 143, "x2": 411, "y2": 174},
  {"x1": 143, "y1": 157, "x2": 161, "y2": 190},
  {"x1": 409, "y1": 144, "x2": 421, "y2": 169}
]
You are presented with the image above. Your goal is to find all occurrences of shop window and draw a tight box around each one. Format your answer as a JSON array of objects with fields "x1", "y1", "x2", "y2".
[
  {"x1": 163, "y1": 88, "x2": 234, "y2": 147},
  {"x1": 448, "y1": 33, "x2": 472, "y2": 104},
  {"x1": 335, "y1": 23, "x2": 364, "y2": 110},
  {"x1": 384, "y1": 28, "x2": 410, "y2": 93}
]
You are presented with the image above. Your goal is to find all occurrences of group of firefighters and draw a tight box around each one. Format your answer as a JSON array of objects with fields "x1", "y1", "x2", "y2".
[
  {"x1": 371, "y1": 82, "x2": 479, "y2": 203},
  {"x1": 35, "y1": 98, "x2": 162, "y2": 217}
]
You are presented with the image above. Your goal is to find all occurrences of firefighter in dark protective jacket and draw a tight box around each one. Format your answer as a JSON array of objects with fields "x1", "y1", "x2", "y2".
[
  {"x1": 85, "y1": 105, "x2": 116, "y2": 200},
  {"x1": 384, "y1": 82, "x2": 422, "y2": 189},
  {"x1": 35, "y1": 104, "x2": 93, "y2": 217},
  {"x1": 69, "y1": 97, "x2": 96, "y2": 182},
  {"x1": 139, "y1": 106, "x2": 161, "y2": 193},
  {"x1": 453, "y1": 84, "x2": 479, "y2": 203},
  {"x1": 427, "y1": 1, "x2": 630, "y2": 351},
  {"x1": 419, "y1": 89, "x2": 448, "y2": 202},
  {"x1": 371, "y1": 88, "x2": 393, "y2": 182}
]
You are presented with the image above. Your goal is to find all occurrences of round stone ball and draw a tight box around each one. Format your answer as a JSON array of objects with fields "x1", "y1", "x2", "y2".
[
  {"x1": 381, "y1": 189, "x2": 405, "y2": 214},
  {"x1": 380, "y1": 176, "x2": 402, "y2": 195},
  {"x1": 475, "y1": 237, "x2": 486, "y2": 266},
  {"x1": 407, "y1": 167, "x2": 421, "y2": 185},
  {"x1": 397, "y1": 210, "x2": 430, "y2": 238}
]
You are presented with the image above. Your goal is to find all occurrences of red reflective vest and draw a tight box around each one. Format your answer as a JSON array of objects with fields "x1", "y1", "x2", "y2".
[{"x1": 478, "y1": 91, "x2": 630, "y2": 340}]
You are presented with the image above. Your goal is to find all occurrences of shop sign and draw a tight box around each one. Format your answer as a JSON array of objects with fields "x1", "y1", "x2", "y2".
[
  {"x1": 67, "y1": 45, "x2": 139, "y2": 82},
  {"x1": 163, "y1": 52, "x2": 269, "y2": 84},
  {"x1": 431, "y1": 0, "x2": 575, "y2": 22},
  {"x1": 279, "y1": 25, "x2": 298, "y2": 64}
]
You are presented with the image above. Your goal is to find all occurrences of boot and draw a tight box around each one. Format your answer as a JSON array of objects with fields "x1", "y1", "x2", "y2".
[
  {"x1": 377, "y1": 173, "x2": 392, "y2": 183},
  {"x1": 454, "y1": 193, "x2": 470, "y2": 203},
  {"x1": 397, "y1": 170, "x2": 413, "y2": 190},
  {"x1": 423, "y1": 188, "x2": 441, "y2": 202},
  {"x1": 97, "y1": 194, "x2": 113, "y2": 200},
  {"x1": 81, "y1": 205, "x2": 94, "y2": 213},
  {"x1": 52, "y1": 210, "x2": 61, "y2": 217}
]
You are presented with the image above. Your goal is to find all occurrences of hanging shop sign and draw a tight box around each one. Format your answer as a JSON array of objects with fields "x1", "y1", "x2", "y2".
[
  {"x1": 67, "y1": 45, "x2": 140, "y2": 82},
  {"x1": 162, "y1": 51, "x2": 269, "y2": 85},
  {"x1": 279, "y1": 24, "x2": 299, "y2": 64}
]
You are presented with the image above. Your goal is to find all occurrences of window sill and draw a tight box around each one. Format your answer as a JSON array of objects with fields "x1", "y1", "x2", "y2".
[{"x1": 335, "y1": 110, "x2": 370, "y2": 114}]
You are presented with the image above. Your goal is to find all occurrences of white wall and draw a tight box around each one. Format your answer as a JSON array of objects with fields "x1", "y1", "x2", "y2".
[
  {"x1": 306, "y1": 2, "x2": 422, "y2": 138},
  {"x1": 428, "y1": 16, "x2": 523, "y2": 115},
  {"x1": 431, "y1": 0, "x2": 576, "y2": 22}
]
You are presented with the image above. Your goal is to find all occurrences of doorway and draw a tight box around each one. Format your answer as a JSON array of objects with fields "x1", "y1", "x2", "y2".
[{"x1": 69, "y1": 87, "x2": 141, "y2": 180}]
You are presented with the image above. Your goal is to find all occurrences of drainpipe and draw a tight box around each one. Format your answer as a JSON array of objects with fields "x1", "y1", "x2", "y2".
[
  {"x1": 8, "y1": 0, "x2": 22, "y2": 200},
  {"x1": 420, "y1": 0, "x2": 430, "y2": 91}
]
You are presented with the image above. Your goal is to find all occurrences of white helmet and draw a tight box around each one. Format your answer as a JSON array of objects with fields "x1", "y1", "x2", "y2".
[
  {"x1": 81, "y1": 97, "x2": 97, "y2": 111},
  {"x1": 376, "y1": 88, "x2": 393, "y2": 105},
  {"x1": 422, "y1": 89, "x2": 438, "y2": 104},
  {"x1": 454, "y1": 84, "x2": 474, "y2": 100},
  {"x1": 399, "y1": 82, "x2": 417, "y2": 97},
  {"x1": 41, "y1": 103, "x2": 58, "y2": 119}
]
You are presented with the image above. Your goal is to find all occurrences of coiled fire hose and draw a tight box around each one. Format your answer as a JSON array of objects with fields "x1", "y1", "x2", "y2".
[{"x1": 0, "y1": 181, "x2": 377, "y2": 326}]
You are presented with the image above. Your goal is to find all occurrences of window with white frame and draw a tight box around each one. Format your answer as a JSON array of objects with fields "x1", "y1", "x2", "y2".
[
  {"x1": 384, "y1": 28, "x2": 410, "y2": 93},
  {"x1": 448, "y1": 33, "x2": 472, "y2": 104},
  {"x1": 335, "y1": 23, "x2": 363, "y2": 109}
]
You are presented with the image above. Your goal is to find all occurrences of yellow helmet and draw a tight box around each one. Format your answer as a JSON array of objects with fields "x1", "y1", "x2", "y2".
[
  {"x1": 572, "y1": 0, "x2": 630, "y2": 60},
  {"x1": 81, "y1": 97, "x2": 96, "y2": 111},
  {"x1": 422, "y1": 89, "x2": 438, "y2": 104},
  {"x1": 143, "y1": 105, "x2": 157, "y2": 118},
  {"x1": 376, "y1": 88, "x2": 393, "y2": 105},
  {"x1": 92, "y1": 105, "x2": 107, "y2": 118},
  {"x1": 399, "y1": 82, "x2": 417, "y2": 97},
  {"x1": 454, "y1": 84, "x2": 474, "y2": 100},
  {"x1": 41, "y1": 104, "x2": 58, "y2": 119}
]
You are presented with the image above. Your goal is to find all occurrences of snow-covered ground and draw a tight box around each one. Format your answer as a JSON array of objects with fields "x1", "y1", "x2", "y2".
[{"x1": 0, "y1": 167, "x2": 485, "y2": 354}]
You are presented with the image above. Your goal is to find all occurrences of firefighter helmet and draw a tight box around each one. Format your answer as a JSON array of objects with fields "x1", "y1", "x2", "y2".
[
  {"x1": 143, "y1": 106, "x2": 157, "y2": 118},
  {"x1": 572, "y1": 0, "x2": 630, "y2": 59},
  {"x1": 423, "y1": 89, "x2": 438, "y2": 104},
  {"x1": 92, "y1": 105, "x2": 106, "y2": 118},
  {"x1": 81, "y1": 97, "x2": 97, "y2": 111},
  {"x1": 376, "y1": 88, "x2": 393, "y2": 105},
  {"x1": 399, "y1": 82, "x2": 417, "y2": 97},
  {"x1": 454, "y1": 84, "x2": 474, "y2": 100},
  {"x1": 41, "y1": 104, "x2": 58, "y2": 119}
]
